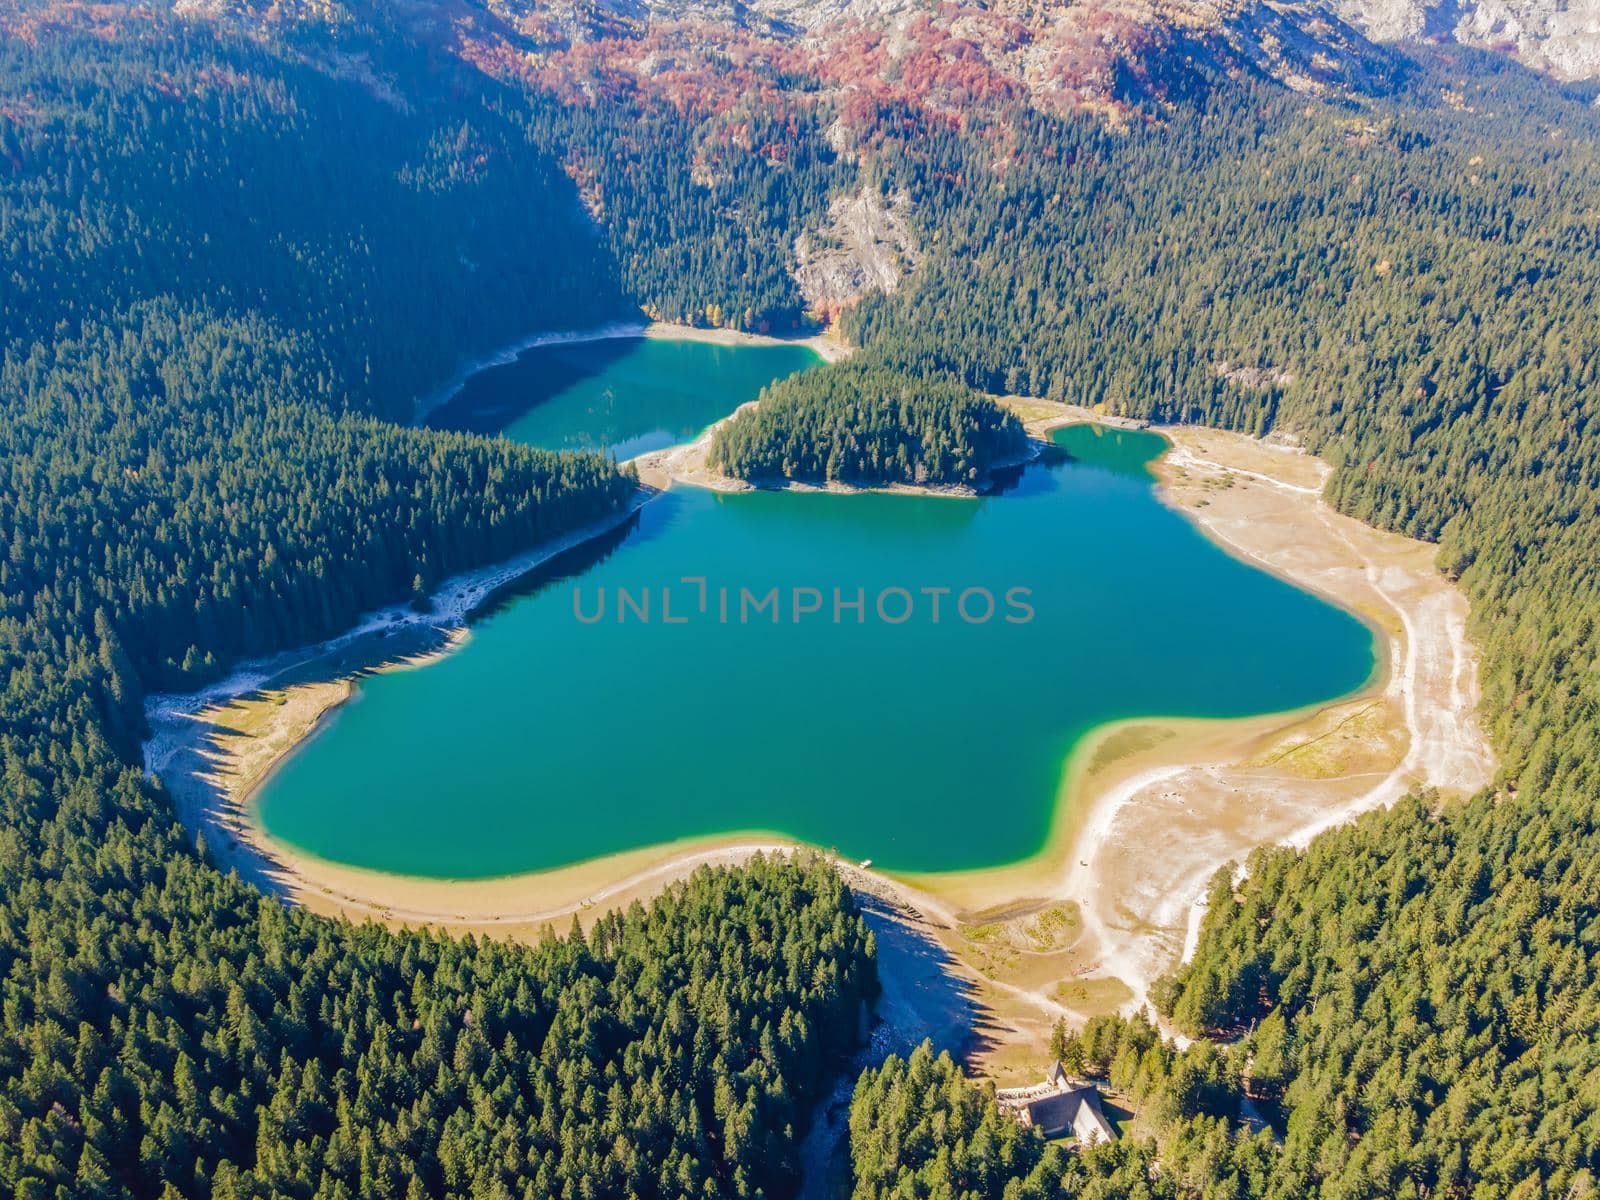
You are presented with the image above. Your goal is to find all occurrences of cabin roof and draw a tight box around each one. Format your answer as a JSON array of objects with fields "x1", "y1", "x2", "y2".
[
  {"x1": 1019, "y1": 1089, "x2": 1085, "y2": 1136},
  {"x1": 1019, "y1": 1084, "x2": 1115, "y2": 1143}
]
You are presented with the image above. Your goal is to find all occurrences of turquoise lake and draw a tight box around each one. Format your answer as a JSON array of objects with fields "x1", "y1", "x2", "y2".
[
  {"x1": 425, "y1": 334, "x2": 821, "y2": 460},
  {"x1": 255, "y1": 337, "x2": 1377, "y2": 878}
]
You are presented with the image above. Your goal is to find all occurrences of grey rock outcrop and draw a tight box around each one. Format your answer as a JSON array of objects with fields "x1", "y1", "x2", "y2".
[{"x1": 1331, "y1": 0, "x2": 1600, "y2": 79}]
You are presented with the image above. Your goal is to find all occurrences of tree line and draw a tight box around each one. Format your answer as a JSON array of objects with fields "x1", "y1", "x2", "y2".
[
  {"x1": 0, "y1": 12, "x2": 880, "y2": 1199},
  {"x1": 517, "y1": 97, "x2": 846, "y2": 334},
  {"x1": 842, "y1": 46, "x2": 1600, "y2": 1200},
  {"x1": 0, "y1": 16, "x2": 624, "y2": 423},
  {"x1": 8, "y1": 1, "x2": 1600, "y2": 1195},
  {"x1": 0, "y1": 303, "x2": 637, "y2": 691}
]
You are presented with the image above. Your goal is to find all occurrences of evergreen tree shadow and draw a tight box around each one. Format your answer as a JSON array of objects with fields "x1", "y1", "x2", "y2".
[
  {"x1": 468, "y1": 501, "x2": 649, "y2": 621},
  {"x1": 424, "y1": 336, "x2": 639, "y2": 436},
  {"x1": 854, "y1": 892, "x2": 997, "y2": 1064},
  {"x1": 152, "y1": 496, "x2": 658, "y2": 901}
]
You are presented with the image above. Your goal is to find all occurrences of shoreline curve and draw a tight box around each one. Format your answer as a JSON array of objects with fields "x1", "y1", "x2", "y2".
[{"x1": 145, "y1": 373, "x2": 1495, "y2": 1078}]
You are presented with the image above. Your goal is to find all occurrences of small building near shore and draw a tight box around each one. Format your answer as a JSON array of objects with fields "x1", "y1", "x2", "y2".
[{"x1": 998, "y1": 1062, "x2": 1116, "y2": 1146}]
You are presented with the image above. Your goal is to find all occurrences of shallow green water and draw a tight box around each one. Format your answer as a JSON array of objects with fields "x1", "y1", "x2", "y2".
[
  {"x1": 425, "y1": 335, "x2": 821, "y2": 459},
  {"x1": 256, "y1": 348, "x2": 1376, "y2": 879}
]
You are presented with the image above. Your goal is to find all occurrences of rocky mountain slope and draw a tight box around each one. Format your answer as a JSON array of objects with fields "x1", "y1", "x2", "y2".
[
  {"x1": 793, "y1": 187, "x2": 919, "y2": 318},
  {"x1": 1333, "y1": 0, "x2": 1600, "y2": 79},
  {"x1": 502, "y1": 0, "x2": 1599, "y2": 90},
  {"x1": 48, "y1": 0, "x2": 1399, "y2": 119},
  {"x1": 11, "y1": 0, "x2": 1590, "y2": 127},
  {"x1": 505, "y1": 0, "x2": 1406, "y2": 114}
]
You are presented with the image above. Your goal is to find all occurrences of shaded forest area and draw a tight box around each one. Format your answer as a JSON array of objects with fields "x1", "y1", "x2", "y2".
[
  {"x1": 0, "y1": 14, "x2": 874, "y2": 1199},
  {"x1": 3, "y1": 2, "x2": 1600, "y2": 1196}
]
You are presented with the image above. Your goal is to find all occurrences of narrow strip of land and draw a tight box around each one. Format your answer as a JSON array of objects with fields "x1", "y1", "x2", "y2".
[
  {"x1": 931, "y1": 403, "x2": 1494, "y2": 1079},
  {"x1": 144, "y1": 396, "x2": 1495, "y2": 1089}
]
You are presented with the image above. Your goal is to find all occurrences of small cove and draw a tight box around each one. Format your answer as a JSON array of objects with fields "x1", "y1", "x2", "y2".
[
  {"x1": 424, "y1": 333, "x2": 821, "y2": 460},
  {"x1": 252, "y1": 335, "x2": 1378, "y2": 879}
]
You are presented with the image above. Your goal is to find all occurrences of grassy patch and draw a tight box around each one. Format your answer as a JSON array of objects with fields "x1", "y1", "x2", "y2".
[
  {"x1": 998, "y1": 396, "x2": 1071, "y2": 424},
  {"x1": 1245, "y1": 700, "x2": 1394, "y2": 779},
  {"x1": 1052, "y1": 975, "x2": 1135, "y2": 1014},
  {"x1": 1083, "y1": 723, "x2": 1176, "y2": 778},
  {"x1": 1020, "y1": 905, "x2": 1081, "y2": 951}
]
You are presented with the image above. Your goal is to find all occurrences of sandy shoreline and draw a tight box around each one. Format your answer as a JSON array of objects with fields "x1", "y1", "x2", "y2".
[
  {"x1": 144, "y1": 491, "x2": 665, "y2": 904},
  {"x1": 145, "y1": 388, "x2": 1495, "y2": 1084},
  {"x1": 938, "y1": 403, "x2": 1494, "y2": 1074},
  {"x1": 646, "y1": 320, "x2": 852, "y2": 364}
]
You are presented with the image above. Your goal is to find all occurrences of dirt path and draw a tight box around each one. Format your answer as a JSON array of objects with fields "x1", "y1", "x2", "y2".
[
  {"x1": 834, "y1": 405, "x2": 1496, "y2": 1081},
  {"x1": 144, "y1": 402, "x2": 1496, "y2": 1089},
  {"x1": 1047, "y1": 416, "x2": 1495, "y2": 1016}
]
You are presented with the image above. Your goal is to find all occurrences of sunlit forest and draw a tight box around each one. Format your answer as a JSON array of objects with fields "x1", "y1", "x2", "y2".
[
  {"x1": 843, "y1": 50, "x2": 1600, "y2": 1200},
  {"x1": 709, "y1": 361, "x2": 1026, "y2": 487},
  {"x1": 2, "y1": 0, "x2": 1599, "y2": 1195}
]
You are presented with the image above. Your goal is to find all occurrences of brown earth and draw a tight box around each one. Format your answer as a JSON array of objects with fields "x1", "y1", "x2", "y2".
[{"x1": 146, "y1": 400, "x2": 1495, "y2": 1086}]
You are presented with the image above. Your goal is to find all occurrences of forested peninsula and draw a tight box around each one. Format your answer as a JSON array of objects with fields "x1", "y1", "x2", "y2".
[
  {"x1": 708, "y1": 362, "x2": 1026, "y2": 489},
  {"x1": 0, "y1": 17, "x2": 871, "y2": 1199},
  {"x1": 834, "y1": 51, "x2": 1600, "y2": 1200},
  {"x1": 4, "y1": 0, "x2": 1600, "y2": 1196}
]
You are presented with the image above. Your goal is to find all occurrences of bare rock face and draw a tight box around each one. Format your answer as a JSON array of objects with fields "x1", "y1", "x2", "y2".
[
  {"x1": 793, "y1": 188, "x2": 919, "y2": 319},
  {"x1": 1330, "y1": 0, "x2": 1600, "y2": 79},
  {"x1": 753, "y1": 0, "x2": 1600, "y2": 85},
  {"x1": 151, "y1": 0, "x2": 1598, "y2": 133},
  {"x1": 1456, "y1": 0, "x2": 1600, "y2": 78},
  {"x1": 1330, "y1": 0, "x2": 1439, "y2": 42},
  {"x1": 146, "y1": 0, "x2": 1409, "y2": 118}
]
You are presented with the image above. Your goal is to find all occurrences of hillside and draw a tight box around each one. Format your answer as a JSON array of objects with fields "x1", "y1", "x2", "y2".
[
  {"x1": 4, "y1": 0, "x2": 1600, "y2": 1197},
  {"x1": 0, "y1": 4, "x2": 630, "y2": 420},
  {"x1": 1335, "y1": 0, "x2": 1600, "y2": 79},
  {"x1": 831, "y1": 31, "x2": 1600, "y2": 1200},
  {"x1": 0, "y1": 11, "x2": 878, "y2": 1197}
]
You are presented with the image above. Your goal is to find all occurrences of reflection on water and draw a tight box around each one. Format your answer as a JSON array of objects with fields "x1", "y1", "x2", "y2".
[
  {"x1": 469, "y1": 507, "x2": 646, "y2": 624},
  {"x1": 1054, "y1": 423, "x2": 1164, "y2": 478},
  {"x1": 426, "y1": 335, "x2": 821, "y2": 459}
]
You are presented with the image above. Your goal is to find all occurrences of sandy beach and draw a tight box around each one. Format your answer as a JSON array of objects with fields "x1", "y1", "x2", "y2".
[
  {"x1": 144, "y1": 389, "x2": 1495, "y2": 1086},
  {"x1": 904, "y1": 401, "x2": 1496, "y2": 1079},
  {"x1": 645, "y1": 320, "x2": 852, "y2": 364}
]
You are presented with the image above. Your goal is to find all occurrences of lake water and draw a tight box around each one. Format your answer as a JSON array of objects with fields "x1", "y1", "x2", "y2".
[
  {"x1": 255, "y1": 338, "x2": 1376, "y2": 878},
  {"x1": 425, "y1": 334, "x2": 821, "y2": 460}
]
